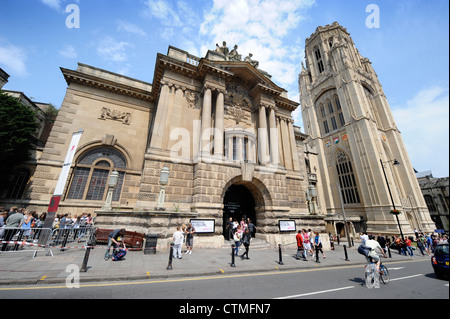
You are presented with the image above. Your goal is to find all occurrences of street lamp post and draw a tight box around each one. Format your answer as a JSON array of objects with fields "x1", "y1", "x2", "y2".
[
  {"x1": 380, "y1": 159, "x2": 404, "y2": 239},
  {"x1": 102, "y1": 170, "x2": 119, "y2": 211},
  {"x1": 157, "y1": 166, "x2": 170, "y2": 210}
]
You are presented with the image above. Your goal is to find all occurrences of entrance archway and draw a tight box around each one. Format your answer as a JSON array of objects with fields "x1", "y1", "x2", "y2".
[{"x1": 223, "y1": 184, "x2": 256, "y2": 239}]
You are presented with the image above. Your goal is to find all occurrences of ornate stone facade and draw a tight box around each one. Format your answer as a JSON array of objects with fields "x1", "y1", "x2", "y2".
[
  {"x1": 12, "y1": 44, "x2": 323, "y2": 249},
  {"x1": 299, "y1": 22, "x2": 436, "y2": 236}
]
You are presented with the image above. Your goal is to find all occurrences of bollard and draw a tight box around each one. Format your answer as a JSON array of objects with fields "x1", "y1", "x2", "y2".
[
  {"x1": 388, "y1": 246, "x2": 392, "y2": 258},
  {"x1": 351, "y1": 237, "x2": 354, "y2": 247},
  {"x1": 80, "y1": 233, "x2": 96, "y2": 272},
  {"x1": 167, "y1": 243, "x2": 174, "y2": 270},
  {"x1": 343, "y1": 244, "x2": 349, "y2": 261},
  {"x1": 231, "y1": 244, "x2": 236, "y2": 267},
  {"x1": 61, "y1": 229, "x2": 70, "y2": 252},
  {"x1": 278, "y1": 244, "x2": 284, "y2": 265},
  {"x1": 337, "y1": 235, "x2": 340, "y2": 245}
]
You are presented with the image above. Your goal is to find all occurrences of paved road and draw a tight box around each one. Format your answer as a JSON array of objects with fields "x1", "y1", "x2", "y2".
[{"x1": 0, "y1": 259, "x2": 447, "y2": 302}]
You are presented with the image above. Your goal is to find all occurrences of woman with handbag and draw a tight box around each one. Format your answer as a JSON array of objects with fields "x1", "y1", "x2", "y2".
[{"x1": 313, "y1": 231, "x2": 326, "y2": 263}]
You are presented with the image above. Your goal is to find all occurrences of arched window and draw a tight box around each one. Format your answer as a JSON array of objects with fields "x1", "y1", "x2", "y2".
[
  {"x1": 5, "y1": 169, "x2": 30, "y2": 199},
  {"x1": 336, "y1": 150, "x2": 360, "y2": 204},
  {"x1": 66, "y1": 147, "x2": 126, "y2": 202}
]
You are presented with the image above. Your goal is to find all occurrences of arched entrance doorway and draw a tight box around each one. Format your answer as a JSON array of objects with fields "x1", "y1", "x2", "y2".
[{"x1": 223, "y1": 184, "x2": 257, "y2": 240}]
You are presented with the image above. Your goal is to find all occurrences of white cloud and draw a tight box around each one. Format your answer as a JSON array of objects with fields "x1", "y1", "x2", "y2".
[
  {"x1": 143, "y1": 0, "x2": 183, "y2": 27},
  {"x1": 0, "y1": 40, "x2": 28, "y2": 77},
  {"x1": 199, "y1": 0, "x2": 314, "y2": 100},
  {"x1": 392, "y1": 85, "x2": 449, "y2": 177},
  {"x1": 41, "y1": 0, "x2": 62, "y2": 11},
  {"x1": 59, "y1": 45, "x2": 77, "y2": 59},
  {"x1": 96, "y1": 37, "x2": 132, "y2": 63},
  {"x1": 117, "y1": 21, "x2": 147, "y2": 37}
]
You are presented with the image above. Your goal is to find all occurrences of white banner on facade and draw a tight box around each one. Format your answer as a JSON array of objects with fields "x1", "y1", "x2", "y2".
[{"x1": 53, "y1": 130, "x2": 83, "y2": 196}]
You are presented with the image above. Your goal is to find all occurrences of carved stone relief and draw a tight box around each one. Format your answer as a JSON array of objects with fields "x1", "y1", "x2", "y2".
[{"x1": 99, "y1": 107, "x2": 131, "y2": 125}]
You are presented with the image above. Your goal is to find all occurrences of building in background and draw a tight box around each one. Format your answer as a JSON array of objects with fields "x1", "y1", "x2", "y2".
[
  {"x1": 299, "y1": 22, "x2": 436, "y2": 237},
  {"x1": 417, "y1": 171, "x2": 449, "y2": 232}
]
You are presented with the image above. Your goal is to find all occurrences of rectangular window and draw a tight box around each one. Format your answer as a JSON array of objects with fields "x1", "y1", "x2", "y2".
[
  {"x1": 339, "y1": 112, "x2": 345, "y2": 126},
  {"x1": 328, "y1": 102, "x2": 334, "y2": 114},
  {"x1": 323, "y1": 120, "x2": 329, "y2": 134},
  {"x1": 335, "y1": 97, "x2": 342, "y2": 110},
  {"x1": 86, "y1": 169, "x2": 109, "y2": 201},
  {"x1": 67, "y1": 167, "x2": 90, "y2": 200},
  {"x1": 320, "y1": 106, "x2": 326, "y2": 118},
  {"x1": 331, "y1": 117, "x2": 337, "y2": 130},
  {"x1": 233, "y1": 137, "x2": 238, "y2": 161}
]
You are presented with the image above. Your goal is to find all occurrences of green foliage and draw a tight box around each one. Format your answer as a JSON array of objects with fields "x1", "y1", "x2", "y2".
[{"x1": 0, "y1": 91, "x2": 38, "y2": 181}]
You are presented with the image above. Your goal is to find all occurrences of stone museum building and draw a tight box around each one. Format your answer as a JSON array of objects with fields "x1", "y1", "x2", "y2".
[{"x1": 0, "y1": 22, "x2": 436, "y2": 248}]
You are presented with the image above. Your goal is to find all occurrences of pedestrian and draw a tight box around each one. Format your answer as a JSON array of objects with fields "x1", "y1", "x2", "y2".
[
  {"x1": 295, "y1": 230, "x2": 307, "y2": 261},
  {"x1": 173, "y1": 226, "x2": 184, "y2": 259},
  {"x1": 405, "y1": 236, "x2": 414, "y2": 257},
  {"x1": 104, "y1": 228, "x2": 126, "y2": 260},
  {"x1": 302, "y1": 229, "x2": 312, "y2": 257},
  {"x1": 185, "y1": 223, "x2": 195, "y2": 255},
  {"x1": 20, "y1": 210, "x2": 33, "y2": 241},
  {"x1": 313, "y1": 231, "x2": 326, "y2": 262},
  {"x1": 247, "y1": 218, "x2": 257, "y2": 238},
  {"x1": 112, "y1": 242, "x2": 127, "y2": 261},
  {"x1": 377, "y1": 234, "x2": 387, "y2": 254},
  {"x1": 1, "y1": 208, "x2": 24, "y2": 251},
  {"x1": 226, "y1": 217, "x2": 233, "y2": 241},
  {"x1": 241, "y1": 228, "x2": 251, "y2": 259},
  {"x1": 233, "y1": 225, "x2": 243, "y2": 256}
]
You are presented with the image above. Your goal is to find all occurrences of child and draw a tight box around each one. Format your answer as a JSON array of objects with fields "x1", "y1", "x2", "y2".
[{"x1": 112, "y1": 240, "x2": 127, "y2": 261}]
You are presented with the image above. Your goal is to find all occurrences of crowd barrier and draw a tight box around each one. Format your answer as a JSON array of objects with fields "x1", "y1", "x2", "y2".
[{"x1": 0, "y1": 225, "x2": 96, "y2": 258}]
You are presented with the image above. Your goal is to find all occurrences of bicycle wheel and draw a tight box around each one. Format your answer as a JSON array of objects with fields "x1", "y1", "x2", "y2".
[
  {"x1": 365, "y1": 264, "x2": 376, "y2": 289},
  {"x1": 379, "y1": 264, "x2": 390, "y2": 285}
]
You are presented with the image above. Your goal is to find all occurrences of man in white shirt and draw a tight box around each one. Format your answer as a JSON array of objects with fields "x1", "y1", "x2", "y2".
[
  {"x1": 365, "y1": 234, "x2": 387, "y2": 271},
  {"x1": 173, "y1": 226, "x2": 184, "y2": 259}
]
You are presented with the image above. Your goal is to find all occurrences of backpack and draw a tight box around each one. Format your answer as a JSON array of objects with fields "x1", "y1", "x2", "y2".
[{"x1": 357, "y1": 244, "x2": 372, "y2": 257}]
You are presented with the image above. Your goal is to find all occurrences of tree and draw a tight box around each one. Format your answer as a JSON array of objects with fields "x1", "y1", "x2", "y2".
[{"x1": 0, "y1": 91, "x2": 38, "y2": 187}]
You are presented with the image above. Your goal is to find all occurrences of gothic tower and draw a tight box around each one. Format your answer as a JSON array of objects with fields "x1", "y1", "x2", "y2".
[{"x1": 299, "y1": 22, "x2": 435, "y2": 236}]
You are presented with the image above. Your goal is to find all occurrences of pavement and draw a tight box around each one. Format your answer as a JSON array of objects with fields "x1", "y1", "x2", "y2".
[{"x1": 0, "y1": 239, "x2": 432, "y2": 286}]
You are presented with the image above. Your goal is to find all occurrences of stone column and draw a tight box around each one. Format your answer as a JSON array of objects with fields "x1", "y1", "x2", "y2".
[
  {"x1": 268, "y1": 106, "x2": 279, "y2": 166},
  {"x1": 214, "y1": 90, "x2": 224, "y2": 160},
  {"x1": 288, "y1": 119, "x2": 300, "y2": 171},
  {"x1": 280, "y1": 117, "x2": 293, "y2": 170},
  {"x1": 258, "y1": 105, "x2": 269, "y2": 164},
  {"x1": 237, "y1": 136, "x2": 243, "y2": 162},
  {"x1": 200, "y1": 87, "x2": 212, "y2": 157},
  {"x1": 149, "y1": 82, "x2": 170, "y2": 151}
]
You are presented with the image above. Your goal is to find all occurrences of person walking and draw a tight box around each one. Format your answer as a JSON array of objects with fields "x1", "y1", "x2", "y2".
[
  {"x1": 295, "y1": 230, "x2": 307, "y2": 261},
  {"x1": 173, "y1": 226, "x2": 184, "y2": 259},
  {"x1": 302, "y1": 229, "x2": 312, "y2": 257},
  {"x1": 313, "y1": 231, "x2": 326, "y2": 262},
  {"x1": 405, "y1": 236, "x2": 414, "y2": 257},
  {"x1": 233, "y1": 225, "x2": 243, "y2": 256},
  {"x1": 240, "y1": 228, "x2": 251, "y2": 259}
]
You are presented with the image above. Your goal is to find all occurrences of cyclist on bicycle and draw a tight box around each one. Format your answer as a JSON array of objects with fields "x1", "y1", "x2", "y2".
[{"x1": 365, "y1": 234, "x2": 387, "y2": 271}]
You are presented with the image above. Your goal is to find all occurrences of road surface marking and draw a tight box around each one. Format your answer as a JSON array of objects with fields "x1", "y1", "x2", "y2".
[
  {"x1": 389, "y1": 274, "x2": 423, "y2": 282},
  {"x1": 275, "y1": 286, "x2": 355, "y2": 299},
  {"x1": 0, "y1": 259, "x2": 428, "y2": 291},
  {"x1": 389, "y1": 267, "x2": 405, "y2": 270}
]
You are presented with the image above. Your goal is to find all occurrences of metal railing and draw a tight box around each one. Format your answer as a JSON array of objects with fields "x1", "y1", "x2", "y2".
[{"x1": 0, "y1": 225, "x2": 96, "y2": 258}]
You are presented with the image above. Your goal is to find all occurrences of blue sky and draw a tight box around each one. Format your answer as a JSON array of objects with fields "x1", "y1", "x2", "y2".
[{"x1": 0, "y1": 0, "x2": 448, "y2": 177}]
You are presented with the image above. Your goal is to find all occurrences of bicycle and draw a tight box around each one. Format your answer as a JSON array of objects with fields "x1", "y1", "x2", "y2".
[{"x1": 364, "y1": 256, "x2": 390, "y2": 288}]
